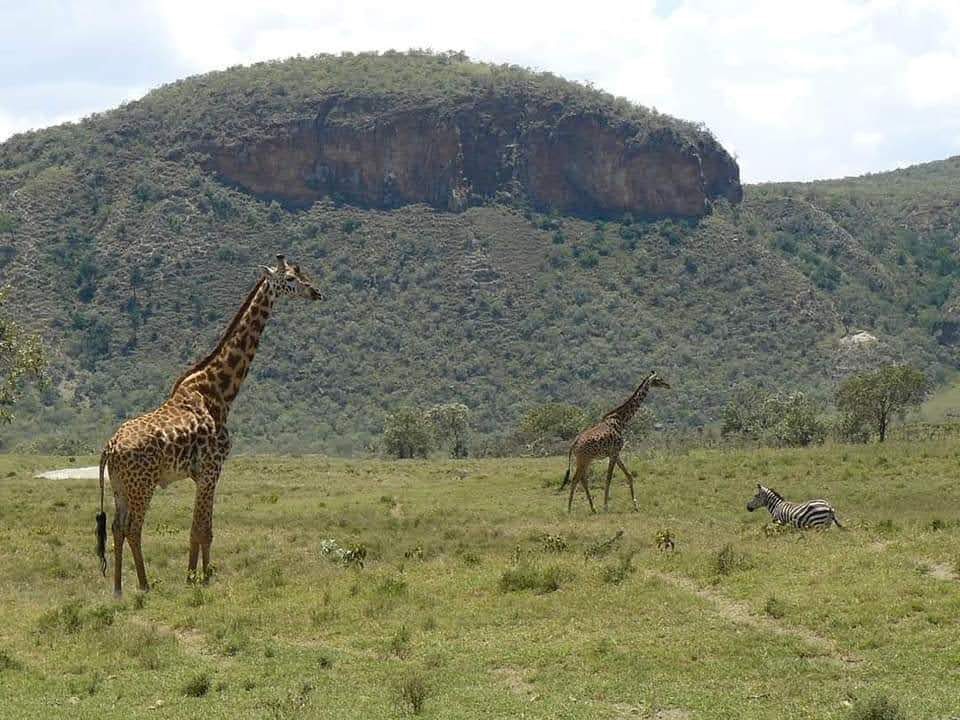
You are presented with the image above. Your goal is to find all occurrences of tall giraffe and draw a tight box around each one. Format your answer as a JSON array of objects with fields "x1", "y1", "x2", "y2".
[
  {"x1": 560, "y1": 371, "x2": 670, "y2": 513},
  {"x1": 95, "y1": 255, "x2": 323, "y2": 596}
]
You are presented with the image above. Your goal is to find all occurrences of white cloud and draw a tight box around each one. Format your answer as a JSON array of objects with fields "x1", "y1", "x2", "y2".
[
  {"x1": 3, "y1": 0, "x2": 960, "y2": 181},
  {"x1": 902, "y1": 52, "x2": 960, "y2": 108},
  {"x1": 852, "y1": 130, "x2": 885, "y2": 150}
]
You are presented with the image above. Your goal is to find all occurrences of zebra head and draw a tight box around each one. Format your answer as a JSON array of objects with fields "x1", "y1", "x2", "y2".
[{"x1": 747, "y1": 484, "x2": 779, "y2": 512}]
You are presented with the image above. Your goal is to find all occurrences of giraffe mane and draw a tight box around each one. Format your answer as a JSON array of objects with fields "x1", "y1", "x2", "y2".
[
  {"x1": 603, "y1": 375, "x2": 653, "y2": 419},
  {"x1": 170, "y1": 275, "x2": 268, "y2": 395}
]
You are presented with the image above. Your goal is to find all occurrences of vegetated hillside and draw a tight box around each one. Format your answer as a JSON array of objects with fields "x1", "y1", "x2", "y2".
[{"x1": 0, "y1": 52, "x2": 957, "y2": 454}]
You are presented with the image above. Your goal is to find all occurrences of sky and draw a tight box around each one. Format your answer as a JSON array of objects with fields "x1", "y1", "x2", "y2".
[{"x1": 1, "y1": 0, "x2": 959, "y2": 183}]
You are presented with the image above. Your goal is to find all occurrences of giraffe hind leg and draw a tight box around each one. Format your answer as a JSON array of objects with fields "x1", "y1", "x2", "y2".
[
  {"x1": 580, "y1": 467, "x2": 596, "y2": 514},
  {"x1": 567, "y1": 465, "x2": 580, "y2": 513},
  {"x1": 127, "y1": 515, "x2": 150, "y2": 592}
]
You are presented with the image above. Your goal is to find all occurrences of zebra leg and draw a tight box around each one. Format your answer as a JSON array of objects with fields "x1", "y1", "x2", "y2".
[{"x1": 616, "y1": 458, "x2": 639, "y2": 511}]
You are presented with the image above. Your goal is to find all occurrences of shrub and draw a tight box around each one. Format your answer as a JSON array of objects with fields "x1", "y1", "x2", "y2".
[
  {"x1": 601, "y1": 552, "x2": 636, "y2": 585},
  {"x1": 394, "y1": 672, "x2": 430, "y2": 715},
  {"x1": 722, "y1": 387, "x2": 825, "y2": 447},
  {"x1": 388, "y1": 625, "x2": 411, "y2": 658},
  {"x1": 540, "y1": 533, "x2": 567, "y2": 553}
]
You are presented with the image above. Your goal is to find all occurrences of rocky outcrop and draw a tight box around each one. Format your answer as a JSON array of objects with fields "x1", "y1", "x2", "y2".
[{"x1": 204, "y1": 95, "x2": 741, "y2": 219}]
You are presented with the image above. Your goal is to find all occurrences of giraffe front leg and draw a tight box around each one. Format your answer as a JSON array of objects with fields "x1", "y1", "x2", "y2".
[
  {"x1": 603, "y1": 457, "x2": 616, "y2": 512},
  {"x1": 616, "y1": 458, "x2": 640, "y2": 512},
  {"x1": 189, "y1": 473, "x2": 219, "y2": 584}
]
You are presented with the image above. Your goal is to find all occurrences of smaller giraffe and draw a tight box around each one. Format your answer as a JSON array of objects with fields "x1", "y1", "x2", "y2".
[{"x1": 562, "y1": 371, "x2": 670, "y2": 513}]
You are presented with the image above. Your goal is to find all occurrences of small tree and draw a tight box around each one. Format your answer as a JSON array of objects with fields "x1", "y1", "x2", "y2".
[
  {"x1": 519, "y1": 403, "x2": 586, "y2": 441},
  {"x1": 768, "y1": 392, "x2": 827, "y2": 448},
  {"x1": 721, "y1": 386, "x2": 767, "y2": 438},
  {"x1": 383, "y1": 408, "x2": 433, "y2": 459},
  {"x1": 836, "y1": 365, "x2": 928, "y2": 442},
  {"x1": 0, "y1": 288, "x2": 47, "y2": 424},
  {"x1": 425, "y1": 403, "x2": 470, "y2": 458}
]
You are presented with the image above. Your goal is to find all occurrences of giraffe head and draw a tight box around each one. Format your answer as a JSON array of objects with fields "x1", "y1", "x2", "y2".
[
  {"x1": 647, "y1": 371, "x2": 671, "y2": 390},
  {"x1": 746, "y1": 483, "x2": 780, "y2": 511},
  {"x1": 262, "y1": 254, "x2": 323, "y2": 301}
]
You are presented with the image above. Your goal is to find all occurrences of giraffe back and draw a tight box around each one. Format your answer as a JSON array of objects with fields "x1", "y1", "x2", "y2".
[
  {"x1": 104, "y1": 388, "x2": 225, "y2": 490},
  {"x1": 571, "y1": 418, "x2": 624, "y2": 460}
]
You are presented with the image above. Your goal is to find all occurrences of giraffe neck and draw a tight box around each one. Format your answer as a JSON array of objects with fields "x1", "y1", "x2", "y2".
[
  {"x1": 605, "y1": 379, "x2": 652, "y2": 426},
  {"x1": 172, "y1": 277, "x2": 277, "y2": 422}
]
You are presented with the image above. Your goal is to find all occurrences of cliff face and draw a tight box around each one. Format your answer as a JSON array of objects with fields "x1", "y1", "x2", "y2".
[{"x1": 204, "y1": 96, "x2": 742, "y2": 218}]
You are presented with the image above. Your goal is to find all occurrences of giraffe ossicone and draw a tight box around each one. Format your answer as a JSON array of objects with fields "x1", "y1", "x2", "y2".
[{"x1": 95, "y1": 256, "x2": 323, "y2": 596}]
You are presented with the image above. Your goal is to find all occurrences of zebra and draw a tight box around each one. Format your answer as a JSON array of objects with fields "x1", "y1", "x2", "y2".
[{"x1": 746, "y1": 484, "x2": 844, "y2": 529}]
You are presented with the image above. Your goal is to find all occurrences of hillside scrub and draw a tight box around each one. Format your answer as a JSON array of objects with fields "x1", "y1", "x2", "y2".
[{"x1": 0, "y1": 52, "x2": 958, "y2": 453}]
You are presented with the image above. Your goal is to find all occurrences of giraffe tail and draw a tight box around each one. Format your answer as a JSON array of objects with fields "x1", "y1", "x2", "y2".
[
  {"x1": 96, "y1": 451, "x2": 108, "y2": 577},
  {"x1": 559, "y1": 447, "x2": 573, "y2": 492}
]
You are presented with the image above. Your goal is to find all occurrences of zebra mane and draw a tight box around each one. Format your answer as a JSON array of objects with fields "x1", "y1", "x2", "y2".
[{"x1": 763, "y1": 485, "x2": 784, "y2": 501}]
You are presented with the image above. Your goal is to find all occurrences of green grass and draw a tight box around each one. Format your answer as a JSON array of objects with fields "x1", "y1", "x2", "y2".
[{"x1": 1, "y1": 442, "x2": 959, "y2": 718}]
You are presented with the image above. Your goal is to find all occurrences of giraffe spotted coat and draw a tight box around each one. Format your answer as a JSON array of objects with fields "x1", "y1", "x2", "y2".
[
  {"x1": 562, "y1": 371, "x2": 670, "y2": 513},
  {"x1": 97, "y1": 255, "x2": 322, "y2": 596}
]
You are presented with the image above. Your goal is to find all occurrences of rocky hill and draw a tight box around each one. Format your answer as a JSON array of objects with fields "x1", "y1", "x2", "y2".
[{"x1": 0, "y1": 52, "x2": 957, "y2": 454}]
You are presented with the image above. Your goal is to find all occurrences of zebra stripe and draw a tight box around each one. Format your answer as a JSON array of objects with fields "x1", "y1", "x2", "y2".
[{"x1": 746, "y1": 484, "x2": 843, "y2": 529}]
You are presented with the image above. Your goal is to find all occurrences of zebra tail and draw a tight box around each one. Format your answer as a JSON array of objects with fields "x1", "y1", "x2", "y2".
[
  {"x1": 833, "y1": 514, "x2": 846, "y2": 530},
  {"x1": 96, "y1": 451, "x2": 108, "y2": 577}
]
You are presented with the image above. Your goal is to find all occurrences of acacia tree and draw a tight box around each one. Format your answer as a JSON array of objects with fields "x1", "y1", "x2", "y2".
[
  {"x1": 836, "y1": 365, "x2": 928, "y2": 442},
  {"x1": 0, "y1": 288, "x2": 46, "y2": 424},
  {"x1": 382, "y1": 407, "x2": 433, "y2": 459},
  {"x1": 425, "y1": 403, "x2": 470, "y2": 458}
]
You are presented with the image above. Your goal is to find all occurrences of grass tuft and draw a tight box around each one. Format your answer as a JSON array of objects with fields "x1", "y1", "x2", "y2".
[
  {"x1": 712, "y1": 543, "x2": 751, "y2": 577},
  {"x1": 600, "y1": 552, "x2": 636, "y2": 585},
  {"x1": 763, "y1": 596, "x2": 787, "y2": 619},
  {"x1": 848, "y1": 694, "x2": 905, "y2": 720},
  {"x1": 0, "y1": 649, "x2": 22, "y2": 672},
  {"x1": 499, "y1": 562, "x2": 564, "y2": 594},
  {"x1": 183, "y1": 672, "x2": 212, "y2": 698}
]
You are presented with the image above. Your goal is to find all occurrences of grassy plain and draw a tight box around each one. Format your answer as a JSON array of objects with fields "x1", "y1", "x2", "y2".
[{"x1": 1, "y1": 442, "x2": 959, "y2": 719}]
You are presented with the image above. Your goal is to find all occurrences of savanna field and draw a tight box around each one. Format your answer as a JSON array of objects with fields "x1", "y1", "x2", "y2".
[{"x1": 1, "y1": 443, "x2": 959, "y2": 719}]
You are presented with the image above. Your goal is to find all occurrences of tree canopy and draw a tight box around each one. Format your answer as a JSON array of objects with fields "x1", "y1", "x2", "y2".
[
  {"x1": 836, "y1": 365, "x2": 928, "y2": 442},
  {"x1": 0, "y1": 288, "x2": 46, "y2": 424}
]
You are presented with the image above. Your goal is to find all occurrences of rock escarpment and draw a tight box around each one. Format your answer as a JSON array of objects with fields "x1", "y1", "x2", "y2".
[{"x1": 205, "y1": 95, "x2": 741, "y2": 219}]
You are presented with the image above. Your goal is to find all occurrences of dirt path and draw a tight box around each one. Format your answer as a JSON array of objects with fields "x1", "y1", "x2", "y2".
[
  {"x1": 926, "y1": 561, "x2": 959, "y2": 582},
  {"x1": 646, "y1": 570, "x2": 858, "y2": 664}
]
